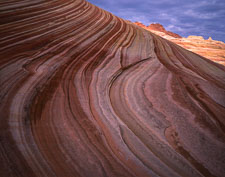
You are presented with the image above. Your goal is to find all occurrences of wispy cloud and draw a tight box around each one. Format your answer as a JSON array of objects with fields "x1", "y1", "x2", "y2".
[
  {"x1": 184, "y1": 9, "x2": 221, "y2": 19},
  {"x1": 87, "y1": 0, "x2": 225, "y2": 42},
  {"x1": 166, "y1": 25, "x2": 184, "y2": 32}
]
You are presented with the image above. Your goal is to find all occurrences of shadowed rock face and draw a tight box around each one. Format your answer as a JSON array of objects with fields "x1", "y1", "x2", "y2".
[{"x1": 1, "y1": 0, "x2": 225, "y2": 177}]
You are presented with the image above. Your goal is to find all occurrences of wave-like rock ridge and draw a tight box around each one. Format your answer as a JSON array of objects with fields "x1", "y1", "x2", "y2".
[{"x1": 1, "y1": 0, "x2": 225, "y2": 177}]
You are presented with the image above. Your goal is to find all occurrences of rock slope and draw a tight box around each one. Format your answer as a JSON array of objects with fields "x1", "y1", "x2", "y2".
[
  {"x1": 172, "y1": 36, "x2": 225, "y2": 65},
  {"x1": 1, "y1": 0, "x2": 225, "y2": 177},
  {"x1": 134, "y1": 22, "x2": 225, "y2": 65}
]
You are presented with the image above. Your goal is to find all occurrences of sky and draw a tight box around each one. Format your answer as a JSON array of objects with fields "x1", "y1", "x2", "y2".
[{"x1": 87, "y1": 0, "x2": 225, "y2": 42}]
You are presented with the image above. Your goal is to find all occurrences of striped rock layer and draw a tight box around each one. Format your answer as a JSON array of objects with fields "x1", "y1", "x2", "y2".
[{"x1": 1, "y1": 0, "x2": 225, "y2": 177}]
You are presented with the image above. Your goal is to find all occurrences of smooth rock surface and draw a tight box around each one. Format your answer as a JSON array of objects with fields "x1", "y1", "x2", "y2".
[{"x1": 1, "y1": 0, "x2": 225, "y2": 177}]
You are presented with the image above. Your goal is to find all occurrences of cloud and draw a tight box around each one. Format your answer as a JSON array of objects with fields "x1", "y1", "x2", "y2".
[
  {"x1": 184, "y1": 9, "x2": 222, "y2": 19},
  {"x1": 87, "y1": 0, "x2": 225, "y2": 42},
  {"x1": 166, "y1": 25, "x2": 184, "y2": 32},
  {"x1": 158, "y1": 13, "x2": 178, "y2": 23}
]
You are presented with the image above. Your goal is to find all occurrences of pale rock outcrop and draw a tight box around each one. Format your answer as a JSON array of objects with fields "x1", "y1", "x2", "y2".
[{"x1": 134, "y1": 22, "x2": 225, "y2": 65}]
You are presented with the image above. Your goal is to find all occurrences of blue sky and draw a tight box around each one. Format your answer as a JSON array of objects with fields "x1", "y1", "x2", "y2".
[{"x1": 87, "y1": 0, "x2": 225, "y2": 42}]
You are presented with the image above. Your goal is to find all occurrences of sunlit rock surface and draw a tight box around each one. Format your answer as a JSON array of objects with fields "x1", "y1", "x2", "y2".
[
  {"x1": 134, "y1": 22, "x2": 225, "y2": 65},
  {"x1": 1, "y1": 0, "x2": 225, "y2": 177},
  {"x1": 134, "y1": 22, "x2": 182, "y2": 39},
  {"x1": 171, "y1": 36, "x2": 225, "y2": 65}
]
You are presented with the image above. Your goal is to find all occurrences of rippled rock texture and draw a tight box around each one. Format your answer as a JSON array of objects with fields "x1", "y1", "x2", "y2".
[{"x1": 1, "y1": 0, "x2": 225, "y2": 177}]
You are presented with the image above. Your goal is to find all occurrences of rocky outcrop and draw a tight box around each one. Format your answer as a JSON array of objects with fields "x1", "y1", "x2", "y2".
[
  {"x1": 134, "y1": 21, "x2": 146, "y2": 28},
  {"x1": 208, "y1": 37, "x2": 213, "y2": 40},
  {"x1": 148, "y1": 23, "x2": 182, "y2": 38},
  {"x1": 134, "y1": 23, "x2": 225, "y2": 65},
  {"x1": 148, "y1": 23, "x2": 166, "y2": 32},
  {"x1": 134, "y1": 22, "x2": 182, "y2": 39},
  {"x1": 1, "y1": 0, "x2": 225, "y2": 177},
  {"x1": 171, "y1": 36, "x2": 225, "y2": 65},
  {"x1": 187, "y1": 36, "x2": 205, "y2": 40}
]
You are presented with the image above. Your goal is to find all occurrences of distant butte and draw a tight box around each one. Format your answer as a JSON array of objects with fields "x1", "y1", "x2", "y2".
[
  {"x1": 134, "y1": 22, "x2": 225, "y2": 65},
  {"x1": 134, "y1": 22, "x2": 182, "y2": 38},
  {"x1": 148, "y1": 23, "x2": 182, "y2": 38}
]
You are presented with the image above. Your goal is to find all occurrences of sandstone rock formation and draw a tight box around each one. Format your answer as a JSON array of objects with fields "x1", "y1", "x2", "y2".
[
  {"x1": 172, "y1": 36, "x2": 225, "y2": 65},
  {"x1": 134, "y1": 22, "x2": 182, "y2": 39},
  {"x1": 134, "y1": 22, "x2": 225, "y2": 65},
  {"x1": 148, "y1": 23, "x2": 182, "y2": 38},
  {"x1": 1, "y1": 0, "x2": 225, "y2": 177}
]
